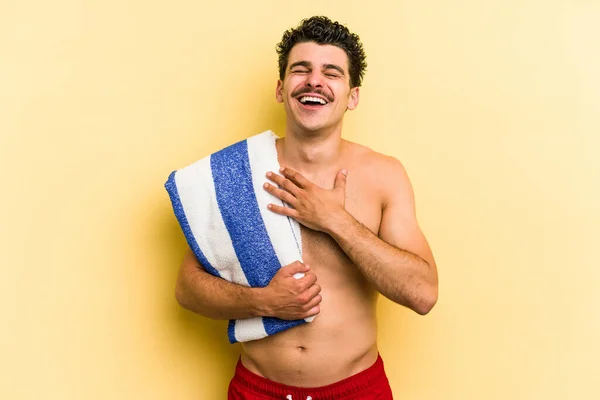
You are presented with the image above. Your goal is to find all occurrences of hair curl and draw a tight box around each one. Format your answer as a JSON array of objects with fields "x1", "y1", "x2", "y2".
[{"x1": 276, "y1": 16, "x2": 367, "y2": 88}]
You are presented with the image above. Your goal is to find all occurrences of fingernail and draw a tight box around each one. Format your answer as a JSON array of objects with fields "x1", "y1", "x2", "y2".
[
  {"x1": 279, "y1": 167, "x2": 285, "y2": 172},
  {"x1": 266, "y1": 171, "x2": 272, "y2": 177},
  {"x1": 341, "y1": 169, "x2": 348, "y2": 176},
  {"x1": 263, "y1": 183, "x2": 269, "y2": 188}
]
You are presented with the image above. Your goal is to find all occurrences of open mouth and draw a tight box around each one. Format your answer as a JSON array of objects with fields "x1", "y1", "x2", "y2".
[{"x1": 297, "y1": 95, "x2": 328, "y2": 107}]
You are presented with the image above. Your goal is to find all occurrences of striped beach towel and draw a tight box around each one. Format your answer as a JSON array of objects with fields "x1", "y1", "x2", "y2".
[{"x1": 165, "y1": 130, "x2": 313, "y2": 343}]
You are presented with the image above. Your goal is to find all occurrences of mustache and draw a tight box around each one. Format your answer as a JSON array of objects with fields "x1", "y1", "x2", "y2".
[{"x1": 291, "y1": 87, "x2": 334, "y2": 103}]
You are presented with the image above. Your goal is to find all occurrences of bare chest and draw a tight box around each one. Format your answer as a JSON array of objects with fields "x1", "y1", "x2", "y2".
[
  {"x1": 310, "y1": 168, "x2": 382, "y2": 234},
  {"x1": 300, "y1": 171, "x2": 382, "y2": 274}
]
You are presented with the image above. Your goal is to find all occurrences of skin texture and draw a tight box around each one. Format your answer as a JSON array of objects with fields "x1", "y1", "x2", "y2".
[{"x1": 175, "y1": 42, "x2": 438, "y2": 387}]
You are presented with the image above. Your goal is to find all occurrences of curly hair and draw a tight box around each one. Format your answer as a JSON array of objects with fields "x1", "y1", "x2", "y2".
[{"x1": 276, "y1": 16, "x2": 367, "y2": 88}]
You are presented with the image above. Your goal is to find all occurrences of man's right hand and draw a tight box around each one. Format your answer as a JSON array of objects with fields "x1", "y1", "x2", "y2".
[{"x1": 259, "y1": 261, "x2": 322, "y2": 320}]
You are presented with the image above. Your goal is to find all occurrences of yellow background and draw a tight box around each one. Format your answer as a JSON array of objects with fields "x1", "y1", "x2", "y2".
[{"x1": 2, "y1": 1, "x2": 598, "y2": 399}]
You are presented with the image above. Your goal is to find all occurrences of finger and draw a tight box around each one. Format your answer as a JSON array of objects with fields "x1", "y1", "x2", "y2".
[
  {"x1": 285, "y1": 261, "x2": 309, "y2": 274},
  {"x1": 266, "y1": 172, "x2": 301, "y2": 196},
  {"x1": 267, "y1": 203, "x2": 296, "y2": 217},
  {"x1": 304, "y1": 305, "x2": 320, "y2": 318},
  {"x1": 304, "y1": 283, "x2": 321, "y2": 299},
  {"x1": 296, "y1": 283, "x2": 320, "y2": 304},
  {"x1": 334, "y1": 169, "x2": 348, "y2": 191},
  {"x1": 280, "y1": 167, "x2": 311, "y2": 189},
  {"x1": 302, "y1": 294, "x2": 323, "y2": 311},
  {"x1": 299, "y1": 272, "x2": 318, "y2": 288},
  {"x1": 263, "y1": 182, "x2": 297, "y2": 205}
]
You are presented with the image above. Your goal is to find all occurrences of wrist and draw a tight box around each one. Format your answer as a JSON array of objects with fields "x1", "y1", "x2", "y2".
[
  {"x1": 249, "y1": 287, "x2": 272, "y2": 318},
  {"x1": 325, "y1": 209, "x2": 355, "y2": 238}
]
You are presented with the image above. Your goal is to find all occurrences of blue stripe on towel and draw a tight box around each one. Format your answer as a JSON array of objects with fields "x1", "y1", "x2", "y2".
[
  {"x1": 165, "y1": 171, "x2": 221, "y2": 278},
  {"x1": 227, "y1": 320, "x2": 236, "y2": 343},
  {"x1": 211, "y1": 140, "x2": 306, "y2": 339},
  {"x1": 210, "y1": 140, "x2": 281, "y2": 288}
]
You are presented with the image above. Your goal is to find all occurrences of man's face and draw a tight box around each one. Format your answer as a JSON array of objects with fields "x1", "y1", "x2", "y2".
[{"x1": 276, "y1": 42, "x2": 359, "y2": 134}]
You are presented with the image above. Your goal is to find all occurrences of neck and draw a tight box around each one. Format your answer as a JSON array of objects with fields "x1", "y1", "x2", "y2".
[{"x1": 277, "y1": 125, "x2": 344, "y2": 174}]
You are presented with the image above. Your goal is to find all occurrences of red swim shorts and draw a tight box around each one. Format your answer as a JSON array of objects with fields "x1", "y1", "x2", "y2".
[{"x1": 227, "y1": 354, "x2": 394, "y2": 399}]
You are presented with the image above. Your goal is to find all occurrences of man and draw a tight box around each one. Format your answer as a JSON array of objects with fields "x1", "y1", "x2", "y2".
[{"x1": 175, "y1": 16, "x2": 438, "y2": 399}]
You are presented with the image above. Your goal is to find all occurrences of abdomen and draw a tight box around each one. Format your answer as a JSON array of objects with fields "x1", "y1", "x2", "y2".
[{"x1": 241, "y1": 243, "x2": 380, "y2": 386}]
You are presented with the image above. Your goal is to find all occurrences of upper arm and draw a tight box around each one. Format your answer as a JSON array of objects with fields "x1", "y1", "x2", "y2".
[
  {"x1": 377, "y1": 156, "x2": 437, "y2": 271},
  {"x1": 175, "y1": 247, "x2": 210, "y2": 305},
  {"x1": 180, "y1": 247, "x2": 204, "y2": 272},
  {"x1": 177, "y1": 247, "x2": 206, "y2": 287}
]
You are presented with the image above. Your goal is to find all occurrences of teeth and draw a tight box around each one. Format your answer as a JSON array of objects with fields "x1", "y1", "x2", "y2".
[{"x1": 299, "y1": 96, "x2": 326, "y2": 105}]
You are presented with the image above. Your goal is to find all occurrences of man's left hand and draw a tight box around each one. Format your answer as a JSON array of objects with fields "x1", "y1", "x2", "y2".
[{"x1": 263, "y1": 167, "x2": 348, "y2": 233}]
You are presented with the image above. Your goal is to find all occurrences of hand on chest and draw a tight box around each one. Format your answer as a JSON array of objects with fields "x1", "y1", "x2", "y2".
[{"x1": 303, "y1": 169, "x2": 382, "y2": 235}]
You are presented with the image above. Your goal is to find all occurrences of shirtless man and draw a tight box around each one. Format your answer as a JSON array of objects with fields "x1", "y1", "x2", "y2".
[{"x1": 175, "y1": 16, "x2": 438, "y2": 399}]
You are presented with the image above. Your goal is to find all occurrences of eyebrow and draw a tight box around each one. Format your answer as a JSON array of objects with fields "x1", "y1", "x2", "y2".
[
  {"x1": 289, "y1": 61, "x2": 346, "y2": 76},
  {"x1": 323, "y1": 63, "x2": 345, "y2": 75},
  {"x1": 289, "y1": 61, "x2": 312, "y2": 70}
]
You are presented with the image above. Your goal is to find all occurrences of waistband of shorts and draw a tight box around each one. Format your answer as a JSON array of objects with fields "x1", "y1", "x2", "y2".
[{"x1": 232, "y1": 353, "x2": 388, "y2": 399}]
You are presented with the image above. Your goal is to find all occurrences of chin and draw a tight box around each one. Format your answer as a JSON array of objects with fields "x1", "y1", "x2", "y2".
[
  {"x1": 297, "y1": 125, "x2": 328, "y2": 135},
  {"x1": 301, "y1": 123, "x2": 325, "y2": 132},
  {"x1": 294, "y1": 117, "x2": 328, "y2": 133}
]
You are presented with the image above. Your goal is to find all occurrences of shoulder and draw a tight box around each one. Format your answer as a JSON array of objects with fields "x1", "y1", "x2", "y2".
[
  {"x1": 344, "y1": 140, "x2": 410, "y2": 184},
  {"x1": 344, "y1": 140, "x2": 413, "y2": 206}
]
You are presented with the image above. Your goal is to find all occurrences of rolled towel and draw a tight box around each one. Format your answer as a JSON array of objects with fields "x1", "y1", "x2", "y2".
[{"x1": 165, "y1": 130, "x2": 313, "y2": 343}]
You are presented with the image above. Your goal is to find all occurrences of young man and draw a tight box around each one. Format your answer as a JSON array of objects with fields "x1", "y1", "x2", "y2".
[{"x1": 175, "y1": 16, "x2": 438, "y2": 399}]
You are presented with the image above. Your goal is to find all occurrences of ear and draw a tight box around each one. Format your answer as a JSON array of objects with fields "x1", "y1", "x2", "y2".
[
  {"x1": 275, "y1": 80, "x2": 284, "y2": 103},
  {"x1": 347, "y1": 87, "x2": 360, "y2": 110}
]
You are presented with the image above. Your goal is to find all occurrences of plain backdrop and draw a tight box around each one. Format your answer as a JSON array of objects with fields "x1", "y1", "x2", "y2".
[{"x1": 1, "y1": 1, "x2": 598, "y2": 399}]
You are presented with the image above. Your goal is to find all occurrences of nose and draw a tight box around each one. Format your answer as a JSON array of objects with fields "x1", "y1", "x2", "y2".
[{"x1": 306, "y1": 70, "x2": 324, "y2": 88}]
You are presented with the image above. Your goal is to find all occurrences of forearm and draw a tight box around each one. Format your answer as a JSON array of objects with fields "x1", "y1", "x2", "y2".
[
  {"x1": 327, "y1": 212, "x2": 437, "y2": 314},
  {"x1": 175, "y1": 266, "x2": 267, "y2": 320}
]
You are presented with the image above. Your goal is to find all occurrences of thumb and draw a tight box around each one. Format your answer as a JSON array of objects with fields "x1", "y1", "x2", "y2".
[
  {"x1": 287, "y1": 261, "x2": 309, "y2": 275},
  {"x1": 334, "y1": 169, "x2": 348, "y2": 191}
]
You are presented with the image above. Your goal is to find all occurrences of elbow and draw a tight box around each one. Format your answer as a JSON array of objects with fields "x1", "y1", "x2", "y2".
[
  {"x1": 174, "y1": 276, "x2": 222, "y2": 319},
  {"x1": 174, "y1": 281, "x2": 191, "y2": 310},
  {"x1": 414, "y1": 285, "x2": 438, "y2": 315},
  {"x1": 174, "y1": 276, "x2": 197, "y2": 312}
]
